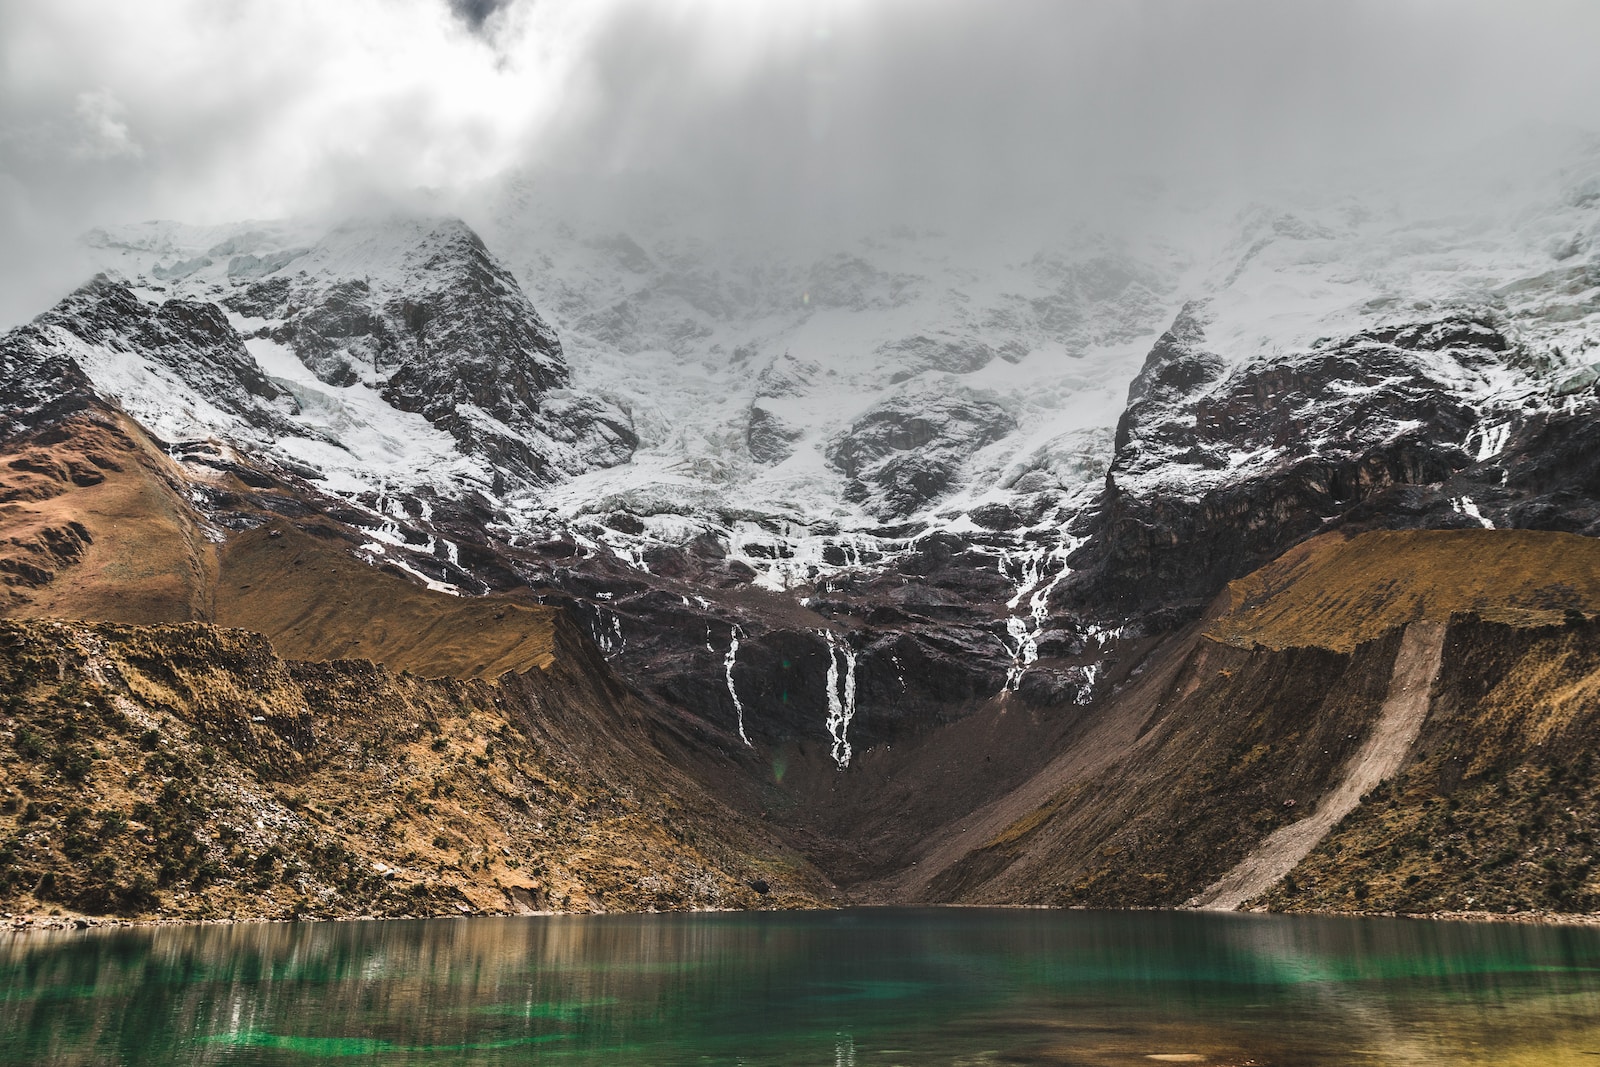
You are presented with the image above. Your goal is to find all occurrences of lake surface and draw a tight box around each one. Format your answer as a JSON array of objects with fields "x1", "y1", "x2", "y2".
[{"x1": 4, "y1": 908, "x2": 1600, "y2": 1065}]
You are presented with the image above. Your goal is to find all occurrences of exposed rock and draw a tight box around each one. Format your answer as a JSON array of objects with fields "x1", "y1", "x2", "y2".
[
  {"x1": 827, "y1": 382, "x2": 1017, "y2": 518},
  {"x1": 229, "y1": 217, "x2": 638, "y2": 486},
  {"x1": 747, "y1": 404, "x2": 805, "y2": 464},
  {"x1": 746, "y1": 353, "x2": 822, "y2": 463},
  {"x1": 1070, "y1": 307, "x2": 1528, "y2": 614},
  {"x1": 0, "y1": 325, "x2": 97, "y2": 439},
  {"x1": 25, "y1": 276, "x2": 299, "y2": 436}
]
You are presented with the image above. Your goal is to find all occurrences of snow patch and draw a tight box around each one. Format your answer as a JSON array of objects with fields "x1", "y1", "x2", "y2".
[
  {"x1": 356, "y1": 542, "x2": 459, "y2": 596},
  {"x1": 1453, "y1": 497, "x2": 1494, "y2": 528}
]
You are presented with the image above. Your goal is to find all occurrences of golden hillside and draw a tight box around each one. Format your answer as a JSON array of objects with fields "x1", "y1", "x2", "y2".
[
  {"x1": 1208, "y1": 528, "x2": 1600, "y2": 652},
  {"x1": 0, "y1": 406, "x2": 558, "y2": 681},
  {"x1": 0, "y1": 619, "x2": 824, "y2": 920},
  {"x1": 0, "y1": 410, "x2": 213, "y2": 624},
  {"x1": 216, "y1": 522, "x2": 556, "y2": 679}
]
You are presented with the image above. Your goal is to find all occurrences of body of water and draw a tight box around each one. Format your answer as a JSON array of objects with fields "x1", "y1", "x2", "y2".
[{"x1": 3, "y1": 908, "x2": 1600, "y2": 1065}]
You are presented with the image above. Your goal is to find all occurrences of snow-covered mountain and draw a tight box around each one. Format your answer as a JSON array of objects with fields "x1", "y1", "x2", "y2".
[
  {"x1": 77, "y1": 216, "x2": 635, "y2": 498},
  {"x1": 467, "y1": 135, "x2": 1600, "y2": 603},
  {"x1": 76, "y1": 200, "x2": 1194, "y2": 577},
  {"x1": 7, "y1": 131, "x2": 1600, "y2": 770}
]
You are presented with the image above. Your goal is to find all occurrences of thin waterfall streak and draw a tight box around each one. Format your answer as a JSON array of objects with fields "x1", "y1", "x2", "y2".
[{"x1": 725, "y1": 625, "x2": 750, "y2": 746}]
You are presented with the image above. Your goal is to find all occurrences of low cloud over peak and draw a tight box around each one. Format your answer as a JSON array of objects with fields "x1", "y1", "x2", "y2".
[{"x1": 2, "y1": 0, "x2": 1599, "y2": 325}]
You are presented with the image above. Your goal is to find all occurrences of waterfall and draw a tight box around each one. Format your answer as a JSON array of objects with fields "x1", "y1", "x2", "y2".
[
  {"x1": 822, "y1": 630, "x2": 858, "y2": 768},
  {"x1": 592, "y1": 610, "x2": 624, "y2": 656},
  {"x1": 725, "y1": 625, "x2": 751, "y2": 746},
  {"x1": 997, "y1": 537, "x2": 1079, "y2": 692}
]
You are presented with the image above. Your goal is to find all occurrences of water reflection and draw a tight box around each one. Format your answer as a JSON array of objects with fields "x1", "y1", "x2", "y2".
[{"x1": 3, "y1": 910, "x2": 1600, "y2": 1065}]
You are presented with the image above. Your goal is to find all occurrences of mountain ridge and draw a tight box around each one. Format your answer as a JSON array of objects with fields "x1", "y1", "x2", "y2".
[{"x1": 4, "y1": 142, "x2": 1600, "y2": 919}]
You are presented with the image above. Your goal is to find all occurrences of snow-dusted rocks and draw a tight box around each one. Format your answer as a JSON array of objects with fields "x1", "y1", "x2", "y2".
[
  {"x1": 474, "y1": 174, "x2": 1187, "y2": 545},
  {"x1": 826, "y1": 381, "x2": 1018, "y2": 519},
  {"x1": 1114, "y1": 306, "x2": 1512, "y2": 496},
  {"x1": 74, "y1": 215, "x2": 636, "y2": 497},
  {"x1": 0, "y1": 316, "x2": 98, "y2": 437},
  {"x1": 226, "y1": 218, "x2": 637, "y2": 487},
  {"x1": 746, "y1": 353, "x2": 821, "y2": 464},
  {"x1": 47, "y1": 277, "x2": 298, "y2": 431},
  {"x1": 1076, "y1": 306, "x2": 1514, "y2": 610}
]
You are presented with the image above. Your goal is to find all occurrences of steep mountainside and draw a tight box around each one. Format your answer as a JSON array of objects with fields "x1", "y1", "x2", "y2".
[
  {"x1": 0, "y1": 407, "x2": 212, "y2": 624},
  {"x1": 890, "y1": 529, "x2": 1600, "y2": 912},
  {"x1": 1262, "y1": 614, "x2": 1600, "y2": 915},
  {"x1": 0, "y1": 349, "x2": 829, "y2": 920},
  {"x1": 48, "y1": 140, "x2": 1600, "y2": 769},
  {"x1": 0, "y1": 619, "x2": 826, "y2": 921},
  {"x1": 79, "y1": 217, "x2": 635, "y2": 496}
]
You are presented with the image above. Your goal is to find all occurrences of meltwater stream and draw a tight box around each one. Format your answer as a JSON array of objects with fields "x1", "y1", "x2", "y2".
[{"x1": 5, "y1": 909, "x2": 1600, "y2": 1065}]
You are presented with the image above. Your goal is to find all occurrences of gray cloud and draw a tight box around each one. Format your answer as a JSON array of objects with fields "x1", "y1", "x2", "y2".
[
  {"x1": 448, "y1": 0, "x2": 512, "y2": 33},
  {"x1": 3, "y1": 0, "x2": 1600, "y2": 325},
  {"x1": 540, "y1": 0, "x2": 1600, "y2": 238}
]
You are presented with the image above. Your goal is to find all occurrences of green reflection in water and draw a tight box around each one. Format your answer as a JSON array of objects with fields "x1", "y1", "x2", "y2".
[
  {"x1": 3, "y1": 909, "x2": 1600, "y2": 1065},
  {"x1": 804, "y1": 979, "x2": 931, "y2": 1002},
  {"x1": 207, "y1": 1032, "x2": 396, "y2": 1057},
  {"x1": 474, "y1": 998, "x2": 614, "y2": 1020},
  {"x1": 206, "y1": 1029, "x2": 570, "y2": 1055}
]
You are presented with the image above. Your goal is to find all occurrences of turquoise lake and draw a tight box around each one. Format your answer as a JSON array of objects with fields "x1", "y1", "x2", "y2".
[{"x1": 4, "y1": 908, "x2": 1600, "y2": 1065}]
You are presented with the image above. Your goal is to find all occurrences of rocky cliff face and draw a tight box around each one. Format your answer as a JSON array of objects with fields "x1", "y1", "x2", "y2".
[
  {"x1": 1070, "y1": 306, "x2": 1522, "y2": 613},
  {"x1": 228, "y1": 219, "x2": 636, "y2": 486},
  {"x1": 827, "y1": 382, "x2": 1018, "y2": 519},
  {"x1": 78, "y1": 216, "x2": 636, "y2": 496},
  {"x1": 53, "y1": 178, "x2": 1598, "y2": 728},
  {"x1": 0, "y1": 305, "x2": 108, "y2": 437},
  {"x1": 1061, "y1": 300, "x2": 1600, "y2": 619}
]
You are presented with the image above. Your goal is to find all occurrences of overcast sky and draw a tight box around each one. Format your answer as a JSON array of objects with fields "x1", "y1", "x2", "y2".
[{"x1": 3, "y1": 0, "x2": 1600, "y2": 325}]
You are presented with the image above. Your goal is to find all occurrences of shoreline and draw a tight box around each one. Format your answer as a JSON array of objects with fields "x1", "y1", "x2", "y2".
[{"x1": 9, "y1": 903, "x2": 1600, "y2": 936}]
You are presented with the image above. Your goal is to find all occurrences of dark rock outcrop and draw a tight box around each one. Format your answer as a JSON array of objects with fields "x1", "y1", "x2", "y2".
[
  {"x1": 1067, "y1": 306, "x2": 1532, "y2": 615},
  {"x1": 827, "y1": 383, "x2": 1017, "y2": 518},
  {"x1": 19, "y1": 276, "x2": 299, "y2": 437},
  {"x1": 745, "y1": 353, "x2": 822, "y2": 464},
  {"x1": 229, "y1": 218, "x2": 638, "y2": 486}
]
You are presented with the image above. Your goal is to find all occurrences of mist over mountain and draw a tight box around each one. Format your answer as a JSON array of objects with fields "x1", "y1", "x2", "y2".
[{"x1": 6, "y1": 0, "x2": 1600, "y2": 325}]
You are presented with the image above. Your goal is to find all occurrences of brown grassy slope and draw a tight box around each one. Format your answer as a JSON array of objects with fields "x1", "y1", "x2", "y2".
[
  {"x1": 0, "y1": 619, "x2": 828, "y2": 920},
  {"x1": 921, "y1": 632, "x2": 1400, "y2": 906},
  {"x1": 1210, "y1": 528, "x2": 1600, "y2": 652},
  {"x1": 1262, "y1": 614, "x2": 1600, "y2": 915},
  {"x1": 0, "y1": 412, "x2": 833, "y2": 917},
  {"x1": 918, "y1": 528, "x2": 1600, "y2": 908},
  {"x1": 0, "y1": 409, "x2": 563, "y2": 681},
  {"x1": 215, "y1": 521, "x2": 556, "y2": 679},
  {"x1": 0, "y1": 409, "x2": 213, "y2": 624}
]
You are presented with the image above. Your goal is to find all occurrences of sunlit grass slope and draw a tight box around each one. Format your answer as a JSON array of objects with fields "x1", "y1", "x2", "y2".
[
  {"x1": 216, "y1": 522, "x2": 556, "y2": 679},
  {"x1": 0, "y1": 411, "x2": 213, "y2": 624},
  {"x1": 1210, "y1": 529, "x2": 1600, "y2": 652}
]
